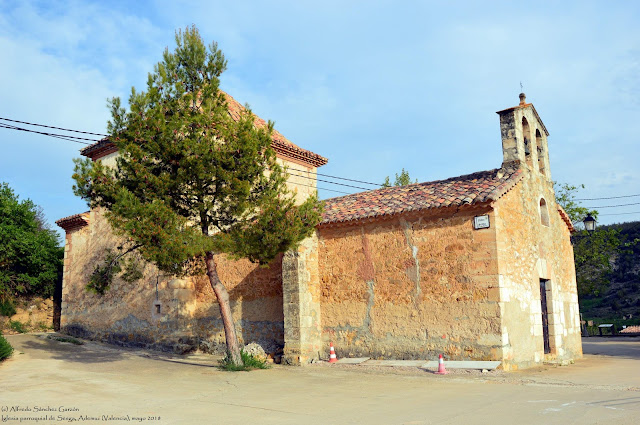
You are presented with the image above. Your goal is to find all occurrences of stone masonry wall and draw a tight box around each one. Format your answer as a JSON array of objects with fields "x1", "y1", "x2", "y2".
[
  {"x1": 317, "y1": 208, "x2": 505, "y2": 361},
  {"x1": 494, "y1": 171, "x2": 582, "y2": 370},
  {"x1": 60, "y1": 155, "x2": 318, "y2": 355},
  {"x1": 61, "y1": 209, "x2": 284, "y2": 354}
]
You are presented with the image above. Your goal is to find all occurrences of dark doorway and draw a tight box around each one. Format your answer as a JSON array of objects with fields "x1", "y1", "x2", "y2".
[
  {"x1": 540, "y1": 279, "x2": 550, "y2": 354},
  {"x1": 53, "y1": 268, "x2": 62, "y2": 331}
]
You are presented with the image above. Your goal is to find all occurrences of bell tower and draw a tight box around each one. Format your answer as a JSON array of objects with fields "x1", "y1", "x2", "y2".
[{"x1": 497, "y1": 93, "x2": 551, "y2": 181}]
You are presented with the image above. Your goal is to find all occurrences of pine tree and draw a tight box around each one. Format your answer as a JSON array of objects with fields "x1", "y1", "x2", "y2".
[
  {"x1": 382, "y1": 168, "x2": 417, "y2": 187},
  {"x1": 73, "y1": 26, "x2": 323, "y2": 366}
]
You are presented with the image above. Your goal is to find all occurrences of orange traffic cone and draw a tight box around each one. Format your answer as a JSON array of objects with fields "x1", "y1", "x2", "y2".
[
  {"x1": 329, "y1": 342, "x2": 338, "y2": 363},
  {"x1": 435, "y1": 354, "x2": 448, "y2": 374}
]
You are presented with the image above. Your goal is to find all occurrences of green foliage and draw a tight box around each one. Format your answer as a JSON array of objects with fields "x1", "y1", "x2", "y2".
[
  {"x1": 553, "y1": 183, "x2": 598, "y2": 227},
  {"x1": 0, "y1": 183, "x2": 63, "y2": 300},
  {"x1": 554, "y1": 182, "x2": 620, "y2": 297},
  {"x1": 86, "y1": 247, "x2": 143, "y2": 295},
  {"x1": 572, "y1": 228, "x2": 620, "y2": 297},
  {"x1": 0, "y1": 298, "x2": 16, "y2": 317},
  {"x1": 219, "y1": 349, "x2": 270, "y2": 371},
  {"x1": 36, "y1": 321, "x2": 51, "y2": 332},
  {"x1": 72, "y1": 26, "x2": 322, "y2": 365},
  {"x1": 73, "y1": 25, "x2": 322, "y2": 286},
  {"x1": 382, "y1": 168, "x2": 417, "y2": 188},
  {"x1": 0, "y1": 334, "x2": 13, "y2": 361},
  {"x1": 47, "y1": 335, "x2": 83, "y2": 345},
  {"x1": 9, "y1": 320, "x2": 27, "y2": 333}
]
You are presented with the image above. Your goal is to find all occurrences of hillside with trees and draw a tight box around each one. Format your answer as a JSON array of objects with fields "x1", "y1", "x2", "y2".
[
  {"x1": 555, "y1": 183, "x2": 639, "y2": 328},
  {"x1": 577, "y1": 220, "x2": 640, "y2": 326}
]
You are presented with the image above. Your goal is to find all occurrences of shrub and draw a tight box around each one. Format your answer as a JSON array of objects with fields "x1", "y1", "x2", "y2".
[
  {"x1": 0, "y1": 335, "x2": 13, "y2": 361},
  {"x1": 219, "y1": 349, "x2": 270, "y2": 371},
  {"x1": 37, "y1": 321, "x2": 52, "y2": 332},
  {"x1": 0, "y1": 298, "x2": 16, "y2": 317},
  {"x1": 9, "y1": 320, "x2": 27, "y2": 333},
  {"x1": 47, "y1": 335, "x2": 83, "y2": 345}
]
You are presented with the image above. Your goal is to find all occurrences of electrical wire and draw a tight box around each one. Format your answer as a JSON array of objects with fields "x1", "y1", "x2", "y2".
[
  {"x1": 599, "y1": 211, "x2": 640, "y2": 216},
  {"x1": 0, "y1": 123, "x2": 97, "y2": 145},
  {"x1": 0, "y1": 118, "x2": 384, "y2": 188},
  {"x1": 9, "y1": 118, "x2": 640, "y2": 203},
  {"x1": 586, "y1": 202, "x2": 640, "y2": 209},
  {"x1": 0, "y1": 117, "x2": 108, "y2": 137},
  {"x1": 285, "y1": 165, "x2": 383, "y2": 187},
  {"x1": 575, "y1": 193, "x2": 640, "y2": 201},
  {"x1": 286, "y1": 171, "x2": 373, "y2": 191}
]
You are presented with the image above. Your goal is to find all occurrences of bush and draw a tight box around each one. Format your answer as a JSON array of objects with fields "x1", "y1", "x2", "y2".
[
  {"x1": 0, "y1": 335, "x2": 13, "y2": 361},
  {"x1": 0, "y1": 298, "x2": 16, "y2": 317},
  {"x1": 9, "y1": 320, "x2": 27, "y2": 333},
  {"x1": 47, "y1": 335, "x2": 83, "y2": 345},
  {"x1": 219, "y1": 350, "x2": 270, "y2": 372}
]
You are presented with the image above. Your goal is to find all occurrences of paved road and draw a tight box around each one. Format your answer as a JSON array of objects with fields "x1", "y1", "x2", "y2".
[{"x1": 1, "y1": 334, "x2": 639, "y2": 424}]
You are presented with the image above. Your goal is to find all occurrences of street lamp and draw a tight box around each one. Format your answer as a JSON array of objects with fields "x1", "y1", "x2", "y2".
[{"x1": 583, "y1": 214, "x2": 596, "y2": 233}]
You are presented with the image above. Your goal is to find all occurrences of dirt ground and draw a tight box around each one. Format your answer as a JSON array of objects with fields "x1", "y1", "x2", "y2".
[{"x1": 1, "y1": 334, "x2": 639, "y2": 424}]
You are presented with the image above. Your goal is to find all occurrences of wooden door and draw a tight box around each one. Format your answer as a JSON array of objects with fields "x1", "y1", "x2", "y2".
[{"x1": 540, "y1": 279, "x2": 550, "y2": 354}]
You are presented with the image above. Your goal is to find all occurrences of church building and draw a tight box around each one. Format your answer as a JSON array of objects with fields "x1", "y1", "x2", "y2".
[{"x1": 57, "y1": 93, "x2": 582, "y2": 370}]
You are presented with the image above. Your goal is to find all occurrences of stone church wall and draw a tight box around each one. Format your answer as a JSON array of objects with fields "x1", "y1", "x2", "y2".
[
  {"x1": 317, "y1": 207, "x2": 505, "y2": 361},
  {"x1": 494, "y1": 171, "x2": 582, "y2": 370},
  {"x1": 61, "y1": 209, "x2": 284, "y2": 354}
]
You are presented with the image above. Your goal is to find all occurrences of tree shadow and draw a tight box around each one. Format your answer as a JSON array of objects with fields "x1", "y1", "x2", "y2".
[{"x1": 19, "y1": 335, "x2": 126, "y2": 364}]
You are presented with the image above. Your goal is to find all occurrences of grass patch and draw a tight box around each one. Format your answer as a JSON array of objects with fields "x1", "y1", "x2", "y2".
[
  {"x1": 0, "y1": 334, "x2": 13, "y2": 361},
  {"x1": 47, "y1": 335, "x2": 84, "y2": 345},
  {"x1": 219, "y1": 350, "x2": 270, "y2": 371},
  {"x1": 0, "y1": 298, "x2": 16, "y2": 317},
  {"x1": 9, "y1": 320, "x2": 27, "y2": 334},
  {"x1": 37, "y1": 321, "x2": 52, "y2": 332}
]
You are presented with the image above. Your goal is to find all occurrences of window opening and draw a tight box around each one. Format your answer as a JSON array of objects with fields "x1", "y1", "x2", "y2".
[
  {"x1": 539, "y1": 198, "x2": 550, "y2": 227},
  {"x1": 522, "y1": 117, "x2": 532, "y2": 168},
  {"x1": 536, "y1": 129, "x2": 545, "y2": 174}
]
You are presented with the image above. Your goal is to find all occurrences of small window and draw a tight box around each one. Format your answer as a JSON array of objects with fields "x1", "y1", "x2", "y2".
[{"x1": 539, "y1": 198, "x2": 550, "y2": 227}]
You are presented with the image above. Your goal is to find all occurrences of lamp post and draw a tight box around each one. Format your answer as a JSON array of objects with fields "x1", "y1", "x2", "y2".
[{"x1": 583, "y1": 214, "x2": 596, "y2": 234}]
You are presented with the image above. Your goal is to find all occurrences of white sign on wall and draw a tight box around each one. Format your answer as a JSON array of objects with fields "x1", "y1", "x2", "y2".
[{"x1": 473, "y1": 215, "x2": 490, "y2": 230}]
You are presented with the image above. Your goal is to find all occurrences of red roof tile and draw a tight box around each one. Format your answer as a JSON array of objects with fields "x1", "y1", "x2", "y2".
[
  {"x1": 55, "y1": 212, "x2": 90, "y2": 231},
  {"x1": 80, "y1": 91, "x2": 328, "y2": 167},
  {"x1": 320, "y1": 167, "x2": 523, "y2": 226}
]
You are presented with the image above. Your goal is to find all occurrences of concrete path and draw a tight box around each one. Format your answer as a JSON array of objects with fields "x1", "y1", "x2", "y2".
[{"x1": 1, "y1": 334, "x2": 639, "y2": 425}]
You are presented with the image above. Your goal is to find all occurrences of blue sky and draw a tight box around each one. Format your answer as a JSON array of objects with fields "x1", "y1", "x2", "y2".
[{"x1": 1, "y1": 0, "x2": 639, "y2": 237}]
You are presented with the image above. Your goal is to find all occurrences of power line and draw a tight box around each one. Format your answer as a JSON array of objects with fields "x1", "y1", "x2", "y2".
[
  {"x1": 286, "y1": 171, "x2": 373, "y2": 191},
  {"x1": 587, "y1": 202, "x2": 640, "y2": 209},
  {"x1": 0, "y1": 117, "x2": 108, "y2": 137},
  {"x1": 288, "y1": 180, "x2": 352, "y2": 195},
  {"x1": 0, "y1": 123, "x2": 98, "y2": 144},
  {"x1": 286, "y1": 165, "x2": 382, "y2": 187},
  {"x1": 599, "y1": 211, "x2": 640, "y2": 216},
  {"x1": 0, "y1": 118, "x2": 384, "y2": 188},
  {"x1": 575, "y1": 193, "x2": 640, "y2": 201}
]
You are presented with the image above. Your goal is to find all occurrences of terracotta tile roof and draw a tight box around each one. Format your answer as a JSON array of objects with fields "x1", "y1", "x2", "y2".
[
  {"x1": 55, "y1": 212, "x2": 90, "y2": 231},
  {"x1": 557, "y1": 206, "x2": 575, "y2": 232},
  {"x1": 80, "y1": 91, "x2": 328, "y2": 167},
  {"x1": 320, "y1": 167, "x2": 524, "y2": 226}
]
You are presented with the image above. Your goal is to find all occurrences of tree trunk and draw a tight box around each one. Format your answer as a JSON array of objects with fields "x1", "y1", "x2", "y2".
[{"x1": 205, "y1": 251, "x2": 242, "y2": 365}]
